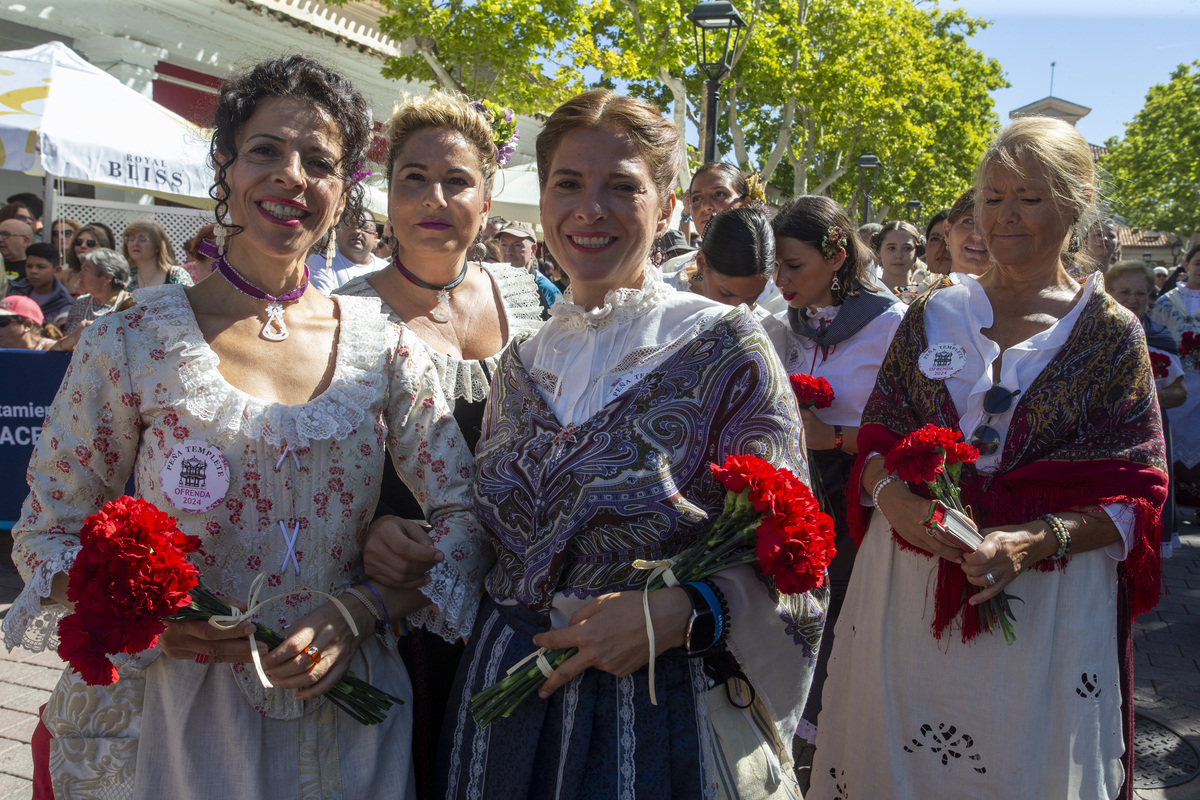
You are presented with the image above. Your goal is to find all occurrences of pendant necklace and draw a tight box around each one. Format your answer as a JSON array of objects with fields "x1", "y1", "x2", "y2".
[
  {"x1": 393, "y1": 257, "x2": 469, "y2": 323},
  {"x1": 214, "y1": 257, "x2": 309, "y2": 342}
]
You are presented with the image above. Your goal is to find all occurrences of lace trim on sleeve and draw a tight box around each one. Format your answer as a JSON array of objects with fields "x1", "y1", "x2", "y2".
[
  {"x1": 2, "y1": 546, "x2": 78, "y2": 652},
  {"x1": 407, "y1": 557, "x2": 483, "y2": 642},
  {"x1": 141, "y1": 286, "x2": 393, "y2": 448},
  {"x1": 340, "y1": 265, "x2": 546, "y2": 405}
]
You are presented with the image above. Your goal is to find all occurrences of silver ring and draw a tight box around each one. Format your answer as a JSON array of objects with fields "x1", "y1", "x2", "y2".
[{"x1": 986, "y1": 571, "x2": 996, "y2": 586}]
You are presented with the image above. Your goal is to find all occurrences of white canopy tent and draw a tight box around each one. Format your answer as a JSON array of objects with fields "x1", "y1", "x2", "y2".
[{"x1": 0, "y1": 41, "x2": 214, "y2": 221}]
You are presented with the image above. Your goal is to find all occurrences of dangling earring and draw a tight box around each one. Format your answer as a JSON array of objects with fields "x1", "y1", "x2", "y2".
[
  {"x1": 213, "y1": 221, "x2": 231, "y2": 256},
  {"x1": 325, "y1": 229, "x2": 336, "y2": 272},
  {"x1": 651, "y1": 242, "x2": 665, "y2": 267},
  {"x1": 471, "y1": 233, "x2": 486, "y2": 262},
  {"x1": 1067, "y1": 217, "x2": 1081, "y2": 254},
  {"x1": 830, "y1": 271, "x2": 842, "y2": 293}
]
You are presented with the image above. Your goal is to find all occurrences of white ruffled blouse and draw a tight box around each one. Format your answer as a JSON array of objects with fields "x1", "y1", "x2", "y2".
[
  {"x1": 522, "y1": 265, "x2": 730, "y2": 426},
  {"x1": 4, "y1": 284, "x2": 487, "y2": 658}
]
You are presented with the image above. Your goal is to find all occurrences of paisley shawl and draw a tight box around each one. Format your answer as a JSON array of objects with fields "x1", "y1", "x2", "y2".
[
  {"x1": 475, "y1": 309, "x2": 809, "y2": 613},
  {"x1": 849, "y1": 280, "x2": 1168, "y2": 641}
]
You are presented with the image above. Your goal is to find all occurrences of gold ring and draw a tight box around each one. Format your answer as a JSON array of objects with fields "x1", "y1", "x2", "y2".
[{"x1": 304, "y1": 644, "x2": 321, "y2": 666}]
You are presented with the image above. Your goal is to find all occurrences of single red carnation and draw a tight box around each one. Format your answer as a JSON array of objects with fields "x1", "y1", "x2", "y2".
[
  {"x1": 789, "y1": 374, "x2": 835, "y2": 410},
  {"x1": 1150, "y1": 351, "x2": 1171, "y2": 379}
]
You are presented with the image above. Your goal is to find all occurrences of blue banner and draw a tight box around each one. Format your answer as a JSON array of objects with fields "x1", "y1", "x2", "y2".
[{"x1": 0, "y1": 349, "x2": 71, "y2": 528}]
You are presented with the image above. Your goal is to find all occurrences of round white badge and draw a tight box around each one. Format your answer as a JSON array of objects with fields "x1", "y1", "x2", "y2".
[
  {"x1": 160, "y1": 439, "x2": 230, "y2": 514},
  {"x1": 918, "y1": 342, "x2": 967, "y2": 380}
]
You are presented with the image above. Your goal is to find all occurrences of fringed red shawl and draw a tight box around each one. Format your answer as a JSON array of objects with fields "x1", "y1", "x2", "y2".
[{"x1": 848, "y1": 281, "x2": 1168, "y2": 642}]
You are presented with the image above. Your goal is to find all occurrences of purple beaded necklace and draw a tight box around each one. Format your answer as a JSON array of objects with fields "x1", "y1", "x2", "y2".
[{"x1": 214, "y1": 256, "x2": 309, "y2": 342}]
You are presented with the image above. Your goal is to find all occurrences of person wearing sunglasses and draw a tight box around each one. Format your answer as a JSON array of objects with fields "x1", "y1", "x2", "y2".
[
  {"x1": 811, "y1": 117, "x2": 1169, "y2": 800},
  {"x1": 123, "y1": 220, "x2": 192, "y2": 289},
  {"x1": 62, "y1": 223, "x2": 114, "y2": 296}
]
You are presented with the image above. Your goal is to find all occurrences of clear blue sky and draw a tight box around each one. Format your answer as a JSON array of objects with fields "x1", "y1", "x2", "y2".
[{"x1": 951, "y1": 0, "x2": 1199, "y2": 146}]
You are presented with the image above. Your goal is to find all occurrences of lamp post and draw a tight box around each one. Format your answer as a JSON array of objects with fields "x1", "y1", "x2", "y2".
[
  {"x1": 1144, "y1": 251, "x2": 1154, "y2": 265},
  {"x1": 856, "y1": 153, "x2": 882, "y2": 225},
  {"x1": 1170, "y1": 237, "x2": 1184, "y2": 266},
  {"x1": 905, "y1": 199, "x2": 922, "y2": 224},
  {"x1": 688, "y1": 1, "x2": 747, "y2": 165}
]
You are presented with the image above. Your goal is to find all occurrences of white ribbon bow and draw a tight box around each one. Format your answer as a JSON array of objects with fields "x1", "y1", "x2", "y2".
[
  {"x1": 631, "y1": 557, "x2": 679, "y2": 706},
  {"x1": 207, "y1": 573, "x2": 359, "y2": 690}
]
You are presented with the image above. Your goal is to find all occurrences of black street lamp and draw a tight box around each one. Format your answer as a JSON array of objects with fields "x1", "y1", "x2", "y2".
[
  {"x1": 905, "y1": 199, "x2": 922, "y2": 224},
  {"x1": 856, "y1": 153, "x2": 882, "y2": 224},
  {"x1": 1143, "y1": 251, "x2": 1154, "y2": 265},
  {"x1": 688, "y1": 1, "x2": 746, "y2": 165},
  {"x1": 1170, "y1": 236, "x2": 1184, "y2": 266}
]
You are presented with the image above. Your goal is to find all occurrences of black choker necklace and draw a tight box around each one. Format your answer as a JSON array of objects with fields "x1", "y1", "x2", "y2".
[{"x1": 393, "y1": 257, "x2": 469, "y2": 323}]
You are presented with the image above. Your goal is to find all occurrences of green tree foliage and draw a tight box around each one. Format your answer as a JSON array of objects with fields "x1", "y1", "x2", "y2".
[
  {"x1": 375, "y1": 0, "x2": 592, "y2": 110},
  {"x1": 1103, "y1": 62, "x2": 1200, "y2": 239},
  {"x1": 726, "y1": 0, "x2": 1005, "y2": 219},
  {"x1": 371, "y1": 0, "x2": 1003, "y2": 217}
]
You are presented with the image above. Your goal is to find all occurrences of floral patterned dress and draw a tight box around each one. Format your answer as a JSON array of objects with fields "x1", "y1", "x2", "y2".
[
  {"x1": 1152, "y1": 286, "x2": 1200, "y2": 468},
  {"x1": 2, "y1": 284, "x2": 482, "y2": 800}
]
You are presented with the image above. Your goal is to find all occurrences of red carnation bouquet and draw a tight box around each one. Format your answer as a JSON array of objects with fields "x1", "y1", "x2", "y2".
[
  {"x1": 790, "y1": 373, "x2": 836, "y2": 510},
  {"x1": 883, "y1": 425, "x2": 1021, "y2": 645},
  {"x1": 1179, "y1": 332, "x2": 1200, "y2": 372},
  {"x1": 790, "y1": 374, "x2": 834, "y2": 410},
  {"x1": 1149, "y1": 351, "x2": 1171, "y2": 380},
  {"x1": 468, "y1": 454, "x2": 836, "y2": 727},
  {"x1": 57, "y1": 496, "x2": 402, "y2": 724}
]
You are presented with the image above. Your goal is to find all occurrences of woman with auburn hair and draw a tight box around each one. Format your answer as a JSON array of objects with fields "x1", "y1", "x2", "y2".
[
  {"x1": 123, "y1": 219, "x2": 193, "y2": 289},
  {"x1": 426, "y1": 89, "x2": 823, "y2": 798},
  {"x1": 810, "y1": 116, "x2": 1167, "y2": 799}
]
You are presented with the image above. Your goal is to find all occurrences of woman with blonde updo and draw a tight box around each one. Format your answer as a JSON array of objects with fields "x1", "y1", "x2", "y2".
[
  {"x1": 345, "y1": 89, "x2": 544, "y2": 798},
  {"x1": 811, "y1": 117, "x2": 1167, "y2": 799}
]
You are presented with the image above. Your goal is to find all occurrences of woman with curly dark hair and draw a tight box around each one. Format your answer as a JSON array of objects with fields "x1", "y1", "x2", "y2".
[{"x1": 4, "y1": 55, "x2": 476, "y2": 799}]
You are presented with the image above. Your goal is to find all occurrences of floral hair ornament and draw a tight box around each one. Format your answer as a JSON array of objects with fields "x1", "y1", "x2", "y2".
[
  {"x1": 469, "y1": 99, "x2": 519, "y2": 167},
  {"x1": 351, "y1": 162, "x2": 372, "y2": 183},
  {"x1": 745, "y1": 172, "x2": 768, "y2": 206},
  {"x1": 821, "y1": 225, "x2": 848, "y2": 260}
]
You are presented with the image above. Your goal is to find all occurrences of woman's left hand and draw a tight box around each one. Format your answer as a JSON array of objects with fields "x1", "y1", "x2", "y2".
[
  {"x1": 531, "y1": 588, "x2": 692, "y2": 698},
  {"x1": 962, "y1": 521, "x2": 1055, "y2": 605},
  {"x1": 259, "y1": 598, "x2": 373, "y2": 701}
]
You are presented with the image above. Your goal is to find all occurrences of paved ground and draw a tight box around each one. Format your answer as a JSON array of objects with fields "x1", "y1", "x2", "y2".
[{"x1": 1, "y1": 516, "x2": 1199, "y2": 799}]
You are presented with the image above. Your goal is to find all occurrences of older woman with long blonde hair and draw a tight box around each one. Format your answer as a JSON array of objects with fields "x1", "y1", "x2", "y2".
[
  {"x1": 811, "y1": 117, "x2": 1168, "y2": 799},
  {"x1": 122, "y1": 219, "x2": 193, "y2": 289}
]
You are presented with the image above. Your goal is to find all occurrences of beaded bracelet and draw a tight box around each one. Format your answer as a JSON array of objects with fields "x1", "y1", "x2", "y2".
[
  {"x1": 362, "y1": 582, "x2": 390, "y2": 628},
  {"x1": 343, "y1": 586, "x2": 388, "y2": 638},
  {"x1": 1039, "y1": 514, "x2": 1071, "y2": 560},
  {"x1": 872, "y1": 475, "x2": 902, "y2": 511},
  {"x1": 833, "y1": 425, "x2": 844, "y2": 451}
]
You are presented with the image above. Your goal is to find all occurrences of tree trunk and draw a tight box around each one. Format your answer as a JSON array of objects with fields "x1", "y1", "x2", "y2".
[{"x1": 660, "y1": 68, "x2": 693, "y2": 190}]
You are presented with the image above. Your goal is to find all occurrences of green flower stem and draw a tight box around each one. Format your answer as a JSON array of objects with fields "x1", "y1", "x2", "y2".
[{"x1": 166, "y1": 583, "x2": 403, "y2": 725}]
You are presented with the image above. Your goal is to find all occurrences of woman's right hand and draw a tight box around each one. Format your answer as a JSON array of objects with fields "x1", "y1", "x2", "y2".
[
  {"x1": 875, "y1": 480, "x2": 964, "y2": 563},
  {"x1": 160, "y1": 617, "x2": 266, "y2": 664},
  {"x1": 362, "y1": 515, "x2": 444, "y2": 590}
]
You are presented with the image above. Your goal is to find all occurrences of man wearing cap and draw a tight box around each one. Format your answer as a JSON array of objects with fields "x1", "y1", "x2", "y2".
[
  {"x1": 497, "y1": 220, "x2": 561, "y2": 318},
  {"x1": 0, "y1": 219, "x2": 33, "y2": 280},
  {"x1": 0, "y1": 295, "x2": 58, "y2": 350},
  {"x1": 307, "y1": 210, "x2": 388, "y2": 295}
]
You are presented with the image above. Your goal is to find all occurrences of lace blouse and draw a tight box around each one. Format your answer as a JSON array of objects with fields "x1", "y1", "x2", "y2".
[{"x1": 523, "y1": 265, "x2": 732, "y2": 426}]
